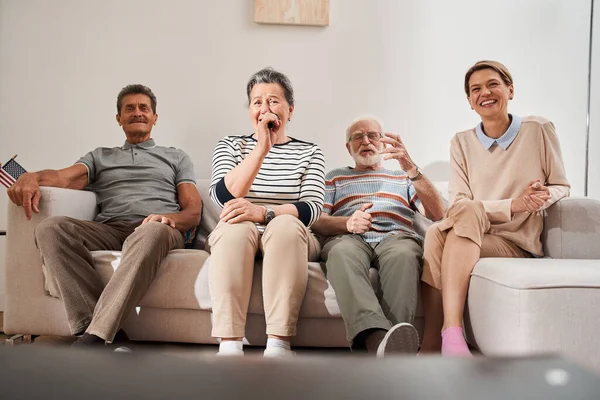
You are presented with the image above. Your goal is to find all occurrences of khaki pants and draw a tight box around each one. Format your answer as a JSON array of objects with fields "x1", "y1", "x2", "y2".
[
  {"x1": 321, "y1": 233, "x2": 422, "y2": 343},
  {"x1": 208, "y1": 215, "x2": 320, "y2": 338},
  {"x1": 35, "y1": 216, "x2": 184, "y2": 342},
  {"x1": 422, "y1": 199, "x2": 528, "y2": 290}
]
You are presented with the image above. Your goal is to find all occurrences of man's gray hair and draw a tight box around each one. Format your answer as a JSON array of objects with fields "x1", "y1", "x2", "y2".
[
  {"x1": 117, "y1": 84, "x2": 157, "y2": 114},
  {"x1": 345, "y1": 115, "x2": 385, "y2": 142},
  {"x1": 246, "y1": 67, "x2": 295, "y2": 107}
]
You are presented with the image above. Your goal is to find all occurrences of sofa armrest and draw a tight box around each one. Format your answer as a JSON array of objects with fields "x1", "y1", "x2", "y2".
[
  {"x1": 542, "y1": 197, "x2": 600, "y2": 259},
  {"x1": 4, "y1": 187, "x2": 97, "y2": 334}
]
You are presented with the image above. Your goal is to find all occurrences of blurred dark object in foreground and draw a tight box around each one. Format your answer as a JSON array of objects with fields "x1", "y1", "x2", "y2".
[{"x1": 1, "y1": 346, "x2": 599, "y2": 399}]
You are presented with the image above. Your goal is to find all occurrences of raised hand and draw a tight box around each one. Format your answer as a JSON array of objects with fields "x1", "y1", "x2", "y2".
[
  {"x1": 379, "y1": 133, "x2": 417, "y2": 174},
  {"x1": 346, "y1": 203, "x2": 374, "y2": 234},
  {"x1": 256, "y1": 112, "x2": 281, "y2": 153}
]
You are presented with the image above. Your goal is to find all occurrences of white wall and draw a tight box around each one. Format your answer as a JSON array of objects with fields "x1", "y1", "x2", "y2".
[
  {"x1": 0, "y1": 0, "x2": 592, "y2": 187},
  {"x1": 589, "y1": 1, "x2": 600, "y2": 199}
]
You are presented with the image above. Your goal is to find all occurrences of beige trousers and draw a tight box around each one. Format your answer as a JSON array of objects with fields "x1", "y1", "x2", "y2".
[
  {"x1": 422, "y1": 199, "x2": 528, "y2": 290},
  {"x1": 35, "y1": 216, "x2": 184, "y2": 342},
  {"x1": 208, "y1": 214, "x2": 320, "y2": 338}
]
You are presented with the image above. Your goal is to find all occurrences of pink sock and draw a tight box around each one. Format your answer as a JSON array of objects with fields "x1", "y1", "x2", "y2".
[{"x1": 441, "y1": 327, "x2": 472, "y2": 356}]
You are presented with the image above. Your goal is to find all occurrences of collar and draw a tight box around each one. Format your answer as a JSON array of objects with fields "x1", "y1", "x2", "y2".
[
  {"x1": 476, "y1": 115, "x2": 522, "y2": 150},
  {"x1": 122, "y1": 138, "x2": 156, "y2": 150}
]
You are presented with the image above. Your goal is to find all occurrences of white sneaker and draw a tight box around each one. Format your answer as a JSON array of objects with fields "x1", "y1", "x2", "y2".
[
  {"x1": 376, "y1": 322, "x2": 419, "y2": 357},
  {"x1": 216, "y1": 349, "x2": 245, "y2": 357},
  {"x1": 263, "y1": 347, "x2": 296, "y2": 358},
  {"x1": 114, "y1": 346, "x2": 133, "y2": 353}
]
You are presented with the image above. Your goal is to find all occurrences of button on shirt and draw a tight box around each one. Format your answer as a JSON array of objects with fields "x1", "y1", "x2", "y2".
[
  {"x1": 76, "y1": 139, "x2": 196, "y2": 223},
  {"x1": 476, "y1": 114, "x2": 523, "y2": 150}
]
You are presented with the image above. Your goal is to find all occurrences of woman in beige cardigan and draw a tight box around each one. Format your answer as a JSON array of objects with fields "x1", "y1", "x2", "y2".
[{"x1": 420, "y1": 60, "x2": 570, "y2": 356}]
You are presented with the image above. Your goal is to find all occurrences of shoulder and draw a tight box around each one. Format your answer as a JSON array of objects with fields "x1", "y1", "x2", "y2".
[
  {"x1": 84, "y1": 146, "x2": 122, "y2": 159},
  {"x1": 285, "y1": 137, "x2": 322, "y2": 152},
  {"x1": 217, "y1": 134, "x2": 254, "y2": 146},
  {"x1": 452, "y1": 127, "x2": 477, "y2": 143},
  {"x1": 521, "y1": 115, "x2": 551, "y2": 126},
  {"x1": 325, "y1": 167, "x2": 352, "y2": 181},
  {"x1": 521, "y1": 115, "x2": 554, "y2": 132},
  {"x1": 519, "y1": 116, "x2": 556, "y2": 141},
  {"x1": 154, "y1": 145, "x2": 188, "y2": 155}
]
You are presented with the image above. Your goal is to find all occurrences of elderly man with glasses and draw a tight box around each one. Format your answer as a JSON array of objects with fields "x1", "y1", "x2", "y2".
[{"x1": 311, "y1": 115, "x2": 444, "y2": 356}]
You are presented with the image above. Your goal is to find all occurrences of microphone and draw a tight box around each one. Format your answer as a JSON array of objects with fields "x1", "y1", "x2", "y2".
[{"x1": 267, "y1": 112, "x2": 280, "y2": 130}]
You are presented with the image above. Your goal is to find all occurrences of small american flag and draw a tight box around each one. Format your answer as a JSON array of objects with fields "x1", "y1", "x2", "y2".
[{"x1": 0, "y1": 158, "x2": 27, "y2": 188}]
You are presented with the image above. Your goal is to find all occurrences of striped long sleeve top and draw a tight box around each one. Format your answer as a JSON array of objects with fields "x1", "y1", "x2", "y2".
[
  {"x1": 209, "y1": 134, "x2": 326, "y2": 229},
  {"x1": 323, "y1": 167, "x2": 422, "y2": 243}
]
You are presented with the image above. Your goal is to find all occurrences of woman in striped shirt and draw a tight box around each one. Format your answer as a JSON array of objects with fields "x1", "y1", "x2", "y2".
[{"x1": 208, "y1": 67, "x2": 326, "y2": 357}]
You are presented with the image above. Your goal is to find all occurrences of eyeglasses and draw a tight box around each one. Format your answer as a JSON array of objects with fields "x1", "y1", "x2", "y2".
[{"x1": 349, "y1": 131, "x2": 383, "y2": 143}]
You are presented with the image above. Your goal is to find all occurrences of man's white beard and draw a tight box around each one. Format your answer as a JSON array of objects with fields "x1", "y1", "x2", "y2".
[{"x1": 352, "y1": 151, "x2": 381, "y2": 167}]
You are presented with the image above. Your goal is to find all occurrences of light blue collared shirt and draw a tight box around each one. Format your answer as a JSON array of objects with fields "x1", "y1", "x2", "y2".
[{"x1": 476, "y1": 114, "x2": 522, "y2": 150}]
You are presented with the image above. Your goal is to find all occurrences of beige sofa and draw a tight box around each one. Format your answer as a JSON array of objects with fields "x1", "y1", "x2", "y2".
[{"x1": 4, "y1": 180, "x2": 600, "y2": 370}]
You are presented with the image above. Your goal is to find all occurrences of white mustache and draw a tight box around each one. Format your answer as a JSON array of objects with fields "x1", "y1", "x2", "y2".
[{"x1": 359, "y1": 145, "x2": 379, "y2": 153}]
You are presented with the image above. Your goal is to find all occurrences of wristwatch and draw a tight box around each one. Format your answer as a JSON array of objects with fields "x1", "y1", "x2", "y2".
[
  {"x1": 408, "y1": 167, "x2": 423, "y2": 181},
  {"x1": 264, "y1": 206, "x2": 276, "y2": 224}
]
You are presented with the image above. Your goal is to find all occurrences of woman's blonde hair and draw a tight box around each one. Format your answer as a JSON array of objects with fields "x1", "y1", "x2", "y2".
[{"x1": 464, "y1": 60, "x2": 513, "y2": 96}]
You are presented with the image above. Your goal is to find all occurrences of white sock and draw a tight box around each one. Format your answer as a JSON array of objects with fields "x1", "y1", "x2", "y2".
[
  {"x1": 219, "y1": 340, "x2": 243, "y2": 353},
  {"x1": 266, "y1": 338, "x2": 291, "y2": 350}
]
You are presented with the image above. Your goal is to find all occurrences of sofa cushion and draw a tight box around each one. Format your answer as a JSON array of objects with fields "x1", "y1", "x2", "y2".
[
  {"x1": 92, "y1": 250, "x2": 212, "y2": 310},
  {"x1": 466, "y1": 257, "x2": 600, "y2": 372},
  {"x1": 91, "y1": 251, "x2": 343, "y2": 319}
]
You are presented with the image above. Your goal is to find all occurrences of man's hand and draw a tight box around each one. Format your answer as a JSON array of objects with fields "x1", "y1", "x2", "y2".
[
  {"x1": 220, "y1": 198, "x2": 265, "y2": 224},
  {"x1": 511, "y1": 180, "x2": 551, "y2": 214},
  {"x1": 346, "y1": 203, "x2": 373, "y2": 234},
  {"x1": 7, "y1": 173, "x2": 41, "y2": 220},
  {"x1": 138, "y1": 214, "x2": 176, "y2": 230},
  {"x1": 380, "y1": 133, "x2": 417, "y2": 174}
]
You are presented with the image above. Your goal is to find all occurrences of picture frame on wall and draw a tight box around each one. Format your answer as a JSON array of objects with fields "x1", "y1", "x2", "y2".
[{"x1": 254, "y1": 0, "x2": 330, "y2": 26}]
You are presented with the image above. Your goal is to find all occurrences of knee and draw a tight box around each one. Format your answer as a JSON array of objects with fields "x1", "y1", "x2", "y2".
[
  {"x1": 262, "y1": 214, "x2": 305, "y2": 245},
  {"x1": 325, "y1": 238, "x2": 364, "y2": 271},
  {"x1": 35, "y1": 216, "x2": 71, "y2": 244},
  {"x1": 447, "y1": 199, "x2": 484, "y2": 223},
  {"x1": 385, "y1": 247, "x2": 422, "y2": 274},
  {"x1": 123, "y1": 221, "x2": 172, "y2": 249},
  {"x1": 209, "y1": 221, "x2": 258, "y2": 249}
]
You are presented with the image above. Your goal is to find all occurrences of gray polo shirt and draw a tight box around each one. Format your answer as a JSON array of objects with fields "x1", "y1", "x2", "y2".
[{"x1": 76, "y1": 139, "x2": 196, "y2": 223}]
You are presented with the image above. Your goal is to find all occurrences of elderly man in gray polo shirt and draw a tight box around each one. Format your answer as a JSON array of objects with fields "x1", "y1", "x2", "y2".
[{"x1": 7, "y1": 84, "x2": 202, "y2": 349}]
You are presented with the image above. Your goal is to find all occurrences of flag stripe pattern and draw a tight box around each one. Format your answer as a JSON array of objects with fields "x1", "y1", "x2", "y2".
[{"x1": 0, "y1": 159, "x2": 27, "y2": 188}]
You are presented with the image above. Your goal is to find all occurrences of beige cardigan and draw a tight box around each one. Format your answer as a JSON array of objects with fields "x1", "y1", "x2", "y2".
[{"x1": 449, "y1": 115, "x2": 570, "y2": 256}]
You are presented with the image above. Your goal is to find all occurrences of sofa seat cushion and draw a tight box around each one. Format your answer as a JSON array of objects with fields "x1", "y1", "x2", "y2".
[
  {"x1": 92, "y1": 249, "x2": 212, "y2": 311},
  {"x1": 466, "y1": 257, "x2": 600, "y2": 371},
  {"x1": 91, "y1": 251, "x2": 342, "y2": 319}
]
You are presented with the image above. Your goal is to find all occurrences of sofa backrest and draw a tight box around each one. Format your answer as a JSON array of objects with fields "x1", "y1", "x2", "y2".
[
  {"x1": 194, "y1": 178, "x2": 447, "y2": 246},
  {"x1": 196, "y1": 179, "x2": 219, "y2": 249},
  {"x1": 196, "y1": 178, "x2": 600, "y2": 259},
  {"x1": 542, "y1": 197, "x2": 600, "y2": 259}
]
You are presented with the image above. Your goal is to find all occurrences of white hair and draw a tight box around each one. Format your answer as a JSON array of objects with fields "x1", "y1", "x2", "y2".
[{"x1": 345, "y1": 114, "x2": 385, "y2": 142}]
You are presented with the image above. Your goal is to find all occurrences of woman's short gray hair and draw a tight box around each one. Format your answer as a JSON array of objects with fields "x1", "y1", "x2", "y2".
[
  {"x1": 345, "y1": 115, "x2": 385, "y2": 142},
  {"x1": 246, "y1": 67, "x2": 295, "y2": 107}
]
